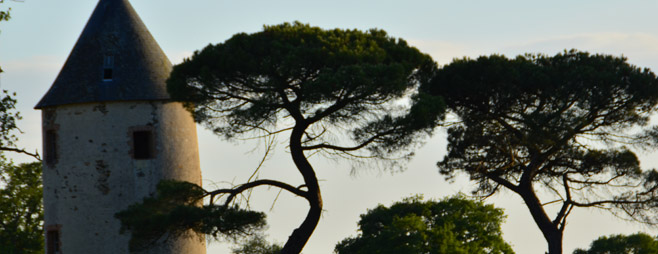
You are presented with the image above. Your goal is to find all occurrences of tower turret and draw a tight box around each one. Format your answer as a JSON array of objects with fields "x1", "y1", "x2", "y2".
[{"x1": 35, "y1": 0, "x2": 206, "y2": 253}]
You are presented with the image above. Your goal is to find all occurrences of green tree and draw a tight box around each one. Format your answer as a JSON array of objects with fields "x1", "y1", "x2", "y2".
[
  {"x1": 0, "y1": 55, "x2": 43, "y2": 254},
  {"x1": 573, "y1": 233, "x2": 658, "y2": 254},
  {"x1": 115, "y1": 180, "x2": 267, "y2": 251},
  {"x1": 0, "y1": 3, "x2": 43, "y2": 253},
  {"x1": 232, "y1": 235, "x2": 282, "y2": 254},
  {"x1": 117, "y1": 22, "x2": 440, "y2": 253},
  {"x1": 0, "y1": 91, "x2": 43, "y2": 253},
  {"x1": 0, "y1": 162, "x2": 43, "y2": 254},
  {"x1": 411, "y1": 50, "x2": 658, "y2": 254},
  {"x1": 335, "y1": 195, "x2": 514, "y2": 254}
]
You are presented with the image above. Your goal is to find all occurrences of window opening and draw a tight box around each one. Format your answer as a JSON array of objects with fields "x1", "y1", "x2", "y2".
[
  {"x1": 47, "y1": 228, "x2": 61, "y2": 254},
  {"x1": 133, "y1": 130, "x2": 153, "y2": 159},
  {"x1": 103, "y1": 55, "x2": 114, "y2": 81},
  {"x1": 45, "y1": 129, "x2": 57, "y2": 165},
  {"x1": 103, "y1": 68, "x2": 113, "y2": 80}
]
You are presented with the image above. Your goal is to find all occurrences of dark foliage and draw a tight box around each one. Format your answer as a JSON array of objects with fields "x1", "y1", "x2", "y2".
[
  {"x1": 162, "y1": 22, "x2": 440, "y2": 253},
  {"x1": 168, "y1": 21, "x2": 441, "y2": 160},
  {"x1": 232, "y1": 235, "x2": 283, "y2": 254},
  {"x1": 0, "y1": 90, "x2": 19, "y2": 148},
  {"x1": 417, "y1": 50, "x2": 658, "y2": 253},
  {"x1": 115, "y1": 180, "x2": 266, "y2": 252},
  {"x1": 0, "y1": 162, "x2": 43, "y2": 254}
]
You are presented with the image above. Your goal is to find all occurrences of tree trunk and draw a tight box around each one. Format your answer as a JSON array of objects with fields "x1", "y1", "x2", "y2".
[
  {"x1": 518, "y1": 184, "x2": 563, "y2": 254},
  {"x1": 280, "y1": 196, "x2": 322, "y2": 254},
  {"x1": 280, "y1": 124, "x2": 323, "y2": 254},
  {"x1": 547, "y1": 235, "x2": 562, "y2": 254}
]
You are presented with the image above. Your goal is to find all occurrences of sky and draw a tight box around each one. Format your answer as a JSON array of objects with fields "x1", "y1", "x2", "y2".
[{"x1": 2, "y1": 0, "x2": 658, "y2": 253}]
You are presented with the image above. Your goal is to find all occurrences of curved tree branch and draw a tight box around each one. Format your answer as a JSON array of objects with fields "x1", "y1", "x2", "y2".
[
  {"x1": 206, "y1": 179, "x2": 308, "y2": 206},
  {"x1": 301, "y1": 129, "x2": 395, "y2": 152}
]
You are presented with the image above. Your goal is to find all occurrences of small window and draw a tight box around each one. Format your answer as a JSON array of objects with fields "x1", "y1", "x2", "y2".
[
  {"x1": 45, "y1": 129, "x2": 57, "y2": 165},
  {"x1": 103, "y1": 55, "x2": 114, "y2": 81},
  {"x1": 103, "y1": 68, "x2": 113, "y2": 80},
  {"x1": 47, "y1": 227, "x2": 61, "y2": 254},
  {"x1": 133, "y1": 130, "x2": 153, "y2": 159}
]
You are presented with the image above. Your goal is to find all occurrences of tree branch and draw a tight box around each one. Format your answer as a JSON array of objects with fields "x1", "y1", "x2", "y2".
[
  {"x1": 552, "y1": 174, "x2": 572, "y2": 231},
  {"x1": 206, "y1": 179, "x2": 308, "y2": 206},
  {"x1": 301, "y1": 128, "x2": 394, "y2": 152},
  {"x1": 484, "y1": 172, "x2": 520, "y2": 193},
  {"x1": 0, "y1": 147, "x2": 40, "y2": 161},
  {"x1": 571, "y1": 198, "x2": 654, "y2": 208}
]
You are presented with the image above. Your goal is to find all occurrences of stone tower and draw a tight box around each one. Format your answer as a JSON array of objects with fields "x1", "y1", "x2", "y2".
[{"x1": 34, "y1": 0, "x2": 206, "y2": 253}]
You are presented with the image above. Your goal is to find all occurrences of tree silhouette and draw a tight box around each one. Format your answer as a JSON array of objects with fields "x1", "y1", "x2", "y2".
[
  {"x1": 413, "y1": 50, "x2": 658, "y2": 253},
  {"x1": 118, "y1": 22, "x2": 441, "y2": 253}
]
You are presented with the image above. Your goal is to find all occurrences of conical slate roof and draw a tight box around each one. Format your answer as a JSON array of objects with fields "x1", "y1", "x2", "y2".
[{"x1": 35, "y1": 0, "x2": 172, "y2": 109}]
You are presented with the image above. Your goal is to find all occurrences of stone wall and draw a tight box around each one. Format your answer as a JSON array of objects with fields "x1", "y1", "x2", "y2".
[{"x1": 42, "y1": 101, "x2": 205, "y2": 254}]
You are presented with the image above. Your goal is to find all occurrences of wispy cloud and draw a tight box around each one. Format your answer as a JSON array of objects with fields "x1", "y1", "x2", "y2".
[
  {"x1": 501, "y1": 32, "x2": 658, "y2": 68},
  {"x1": 407, "y1": 39, "x2": 489, "y2": 66},
  {"x1": 409, "y1": 32, "x2": 658, "y2": 70},
  {"x1": 2, "y1": 55, "x2": 63, "y2": 74}
]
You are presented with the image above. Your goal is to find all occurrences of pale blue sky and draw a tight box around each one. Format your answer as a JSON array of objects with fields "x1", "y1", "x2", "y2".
[{"x1": 2, "y1": 0, "x2": 658, "y2": 253}]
